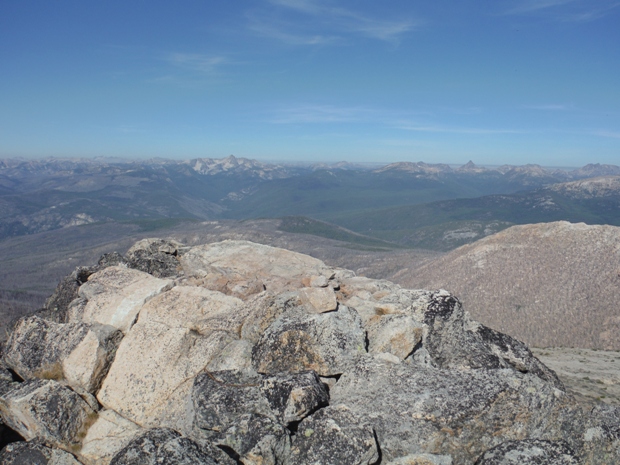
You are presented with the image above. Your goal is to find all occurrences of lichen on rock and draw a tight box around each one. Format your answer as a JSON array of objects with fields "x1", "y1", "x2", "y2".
[{"x1": 1, "y1": 238, "x2": 620, "y2": 464}]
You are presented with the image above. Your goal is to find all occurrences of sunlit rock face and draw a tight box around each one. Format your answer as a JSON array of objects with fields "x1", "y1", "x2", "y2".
[{"x1": 0, "y1": 238, "x2": 618, "y2": 464}]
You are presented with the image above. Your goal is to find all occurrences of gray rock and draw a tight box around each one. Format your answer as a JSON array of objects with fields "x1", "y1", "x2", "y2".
[
  {"x1": 0, "y1": 379, "x2": 96, "y2": 448},
  {"x1": 420, "y1": 291, "x2": 505, "y2": 370},
  {"x1": 366, "y1": 314, "x2": 424, "y2": 360},
  {"x1": 240, "y1": 292, "x2": 301, "y2": 344},
  {"x1": 0, "y1": 441, "x2": 83, "y2": 465},
  {"x1": 192, "y1": 370, "x2": 271, "y2": 434},
  {"x1": 330, "y1": 355, "x2": 581, "y2": 463},
  {"x1": 581, "y1": 403, "x2": 620, "y2": 464},
  {"x1": 154, "y1": 437, "x2": 218, "y2": 465},
  {"x1": 125, "y1": 239, "x2": 184, "y2": 279},
  {"x1": 418, "y1": 292, "x2": 563, "y2": 388},
  {"x1": 260, "y1": 371, "x2": 329, "y2": 425},
  {"x1": 0, "y1": 363, "x2": 17, "y2": 397},
  {"x1": 474, "y1": 324, "x2": 563, "y2": 388},
  {"x1": 252, "y1": 305, "x2": 366, "y2": 376},
  {"x1": 109, "y1": 428, "x2": 217, "y2": 465},
  {"x1": 474, "y1": 439, "x2": 579, "y2": 464},
  {"x1": 40, "y1": 266, "x2": 96, "y2": 324},
  {"x1": 3, "y1": 316, "x2": 88, "y2": 381},
  {"x1": 218, "y1": 413, "x2": 291, "y2": 465},
  {"x1": 3, "y1": 315, "x2": 122, "y2": 393},
  {"x1": 289, "y1": 404, "x2": 379, "y2": 465},
  {"x1": 97, "y1": 252, "x2": 129, "y2": 269},
  {"x1": 385, "y1": 454, "x2": 453, "y2": 465}
]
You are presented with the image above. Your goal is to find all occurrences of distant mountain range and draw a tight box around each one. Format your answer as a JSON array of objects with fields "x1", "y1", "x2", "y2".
[
  {"x1": 2, "y1": 155, "x2": 620, "y2": 242},
  {"x1": 326, "y1": 175, "x2": 620, "y2": 250}
]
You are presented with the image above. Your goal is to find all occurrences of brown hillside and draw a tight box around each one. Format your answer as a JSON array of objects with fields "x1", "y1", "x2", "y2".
[{"x1": 397, "y1": 221, "x2": 620, "y2": 349}]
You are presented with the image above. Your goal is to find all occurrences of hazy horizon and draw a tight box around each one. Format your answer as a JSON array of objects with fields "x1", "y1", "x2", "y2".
[{"x1": 1, "y1": 1, "x2": 619, "y2": 166}]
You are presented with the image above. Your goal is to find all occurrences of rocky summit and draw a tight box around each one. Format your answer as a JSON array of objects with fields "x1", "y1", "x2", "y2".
[{"x1": 1, "y1": 239, "x2": 619, "y2": 464}]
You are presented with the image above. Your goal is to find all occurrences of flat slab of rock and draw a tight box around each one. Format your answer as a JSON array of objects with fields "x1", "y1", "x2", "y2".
[
  {"x1": 79, "y1": 409, "x2": 142, "y2": 465},
  {"x1": 385, "y1": 454, "x2": 453, "y2": 465},
  {"x1": 97, "y1": 319, "x2": 234, "y2": 431},
  {"x1": 78, "y1": 266, "x2": 174, "y2": 333},
  {"x1": 138, "y1": 285, "x2": 245, "y2": 335}
]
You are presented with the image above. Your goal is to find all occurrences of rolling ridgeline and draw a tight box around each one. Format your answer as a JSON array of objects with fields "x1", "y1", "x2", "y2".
[{"x1": 2, "y1": 155, "x2": 620, "y2": 351}]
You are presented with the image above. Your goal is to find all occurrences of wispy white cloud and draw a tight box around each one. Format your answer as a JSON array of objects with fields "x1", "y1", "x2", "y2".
[
  {"x1": 269, "y1": 104, "x2": 373, "y2": 123},
  {"x1": 397, "y1": 123, "x2": 524, "y2": 135},
  {"x1": 504, "y1": 0, "x2": 620, "y2": 22},
  {"x1": 250, "y1": 0, "x2": 419, "y2": 45},
  {"x1": 506, "y1": 0, "x2": 578, "y2": 14},
  {"x1": 248, "y1": 17, "x2": 341, "y2": 45},
  {"x1": 590, "y1": 130, "x2": 620, "y2": 139},
  {"x1": 560, "y1": 3, "x2": 620, "y2": 22},
  {"x1": 164, "y1": 53, "x2": 229, "y2": 74}
]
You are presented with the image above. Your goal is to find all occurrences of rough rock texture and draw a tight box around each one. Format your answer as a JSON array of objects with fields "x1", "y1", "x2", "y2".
[
  {"x1": 79, "y1": 409, "x2": 142, "y2": 465},
  {"x1": 252, "y1": 305, "x2": 366, "y2": 376},
  {"x1": 97, "y1": 321, "x2": 233, "y2": 431},
  {"x1": 474, "y1": 439, "x2": 579, "y2": 464},
  {"x1": 0, "y1": 441, "x2": 83, "y2": 465},
  {"x1": 580, "y1": 404, "x2": 620, "y2": 464},
  {"x1": 385, "y1": 455, "x2": 453, "y2": 465},
  {"x1": 289, "y1": 404, "x2": 379, "y2": 465},
  {"x1": 180, "y1": 240, "x2": 337, "y2": 298},
  {"x1": 2, "y1": 238, "x2": 620, "y2": 464},
  {"x1": 330, "y1": 355, "x2": 581, "y2": 463},
  {"x1": 3, "y1": 316, "x2": 122, "y2": 393},
  {"x1": 124, "y1": 238, "x2": 185, "y2": 278},
  {"x1": 109, "y1": 428, "x2": 218, "y2": 465},
  {"x1": 76, "y1": 266, "x2": 174, "y2": 334},
  {"x1": 260, "y1": 371, "x2": 329, "y2": 425},
  {"x1": 0, "y1": 379, "x2": 96, "y2": 448}
]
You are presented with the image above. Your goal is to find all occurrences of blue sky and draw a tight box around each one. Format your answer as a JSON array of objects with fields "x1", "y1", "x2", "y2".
[{"x1": 1, "y1": 0, "x2": 619, "y2": 166}]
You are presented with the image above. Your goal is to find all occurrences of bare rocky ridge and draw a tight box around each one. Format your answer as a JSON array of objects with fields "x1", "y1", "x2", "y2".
[
  {"x1": 1, "y1": 239, "x2": 620, "y2": 464},
  {"x1": 0, "y1": 218, "x2": 439, "y2": 340},
  {"x1": 401, "y1": 221, "x2": 620, "y2": 350}
]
